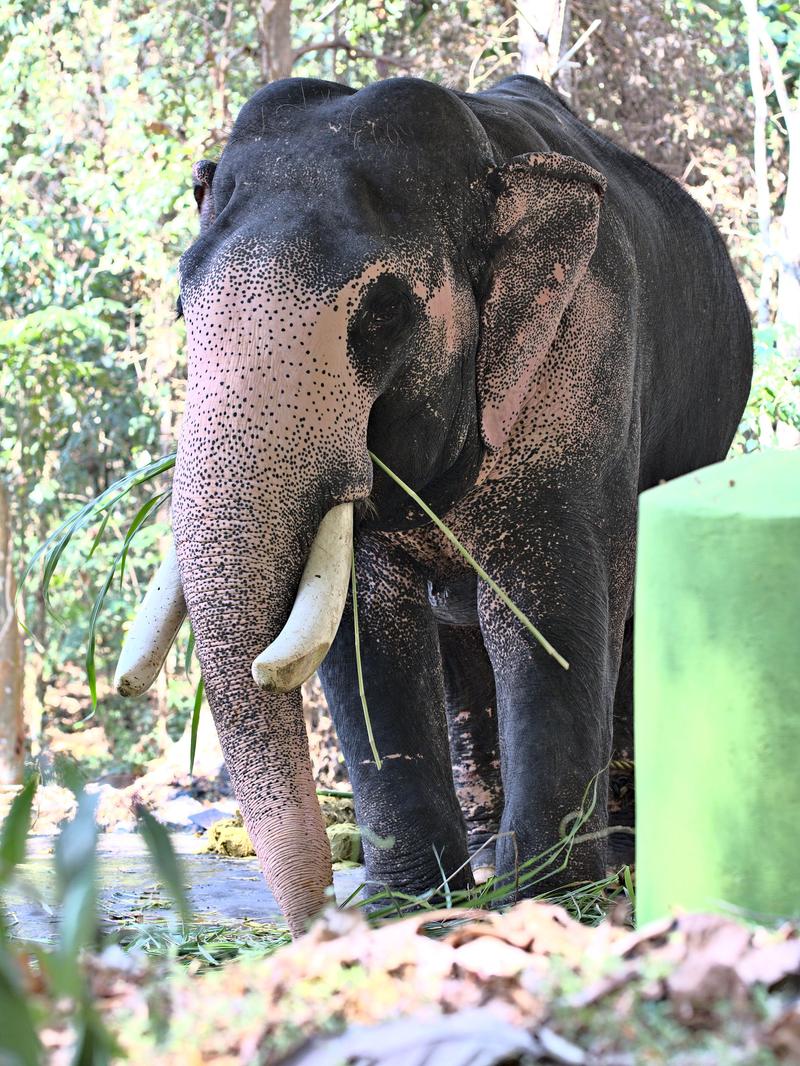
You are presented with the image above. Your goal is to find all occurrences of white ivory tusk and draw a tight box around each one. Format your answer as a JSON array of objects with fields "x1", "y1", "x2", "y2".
[
  {"x1": 114, "y1": 541, "x2": 187, "y2": 697},
  {"x1": 472, "y1": 865, "x2": 496, "y2": 886},
  {"x1": 252, "y1": 502, "x2": 353, "y2": 693}
]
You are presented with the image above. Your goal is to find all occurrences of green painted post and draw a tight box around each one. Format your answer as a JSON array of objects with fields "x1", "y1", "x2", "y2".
[{"x1": 635, "y1": 449, "x2": 800, "y2": 925}]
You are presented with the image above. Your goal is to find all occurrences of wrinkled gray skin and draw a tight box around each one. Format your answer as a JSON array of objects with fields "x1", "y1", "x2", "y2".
[{"x1": 171, "y1": 75, "x2": 752, "y2": 935}]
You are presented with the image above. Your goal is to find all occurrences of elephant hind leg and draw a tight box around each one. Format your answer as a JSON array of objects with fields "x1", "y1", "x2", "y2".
[
  {"x1": 438, "y1": 617, "x2": 503, "y2": 881},
  {"x1": 609, "y1": 615, "x2": 635, "y2": 869}
]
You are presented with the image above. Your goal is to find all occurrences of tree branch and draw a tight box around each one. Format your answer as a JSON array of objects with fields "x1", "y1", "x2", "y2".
[
  {"x1": 292, "y1": 37, "x2": 416, "y2": 70},
  {"x1": 757, "y1": 20, "x2": 795, "y2": 134},
  {"x1": 742, "y1": 0, "x2": 774, "y2": 325},
  {"x1": 550, "y1": 17, "x2": 601, "y2": 76}
]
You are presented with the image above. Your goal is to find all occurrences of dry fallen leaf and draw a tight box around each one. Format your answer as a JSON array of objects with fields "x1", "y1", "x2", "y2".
[
  {"x1": 613, "y1": 915, "x2": 676, "y2": 959},
  {"x1": 736, "y1": 938, "x2": 800, "y2": 988},
  {"x1": 765, "y1": 1001, "x2": 800, "y2": 1061},
  {"x1": 453, "y1": 936, "x2": 538, "y2": 980},
  {"x1": 275, "y1": 1007, "x2": 541, "y2": 1066},
  {"x1": 567, "y1": 961, "x2": 642, "y2": 1009},
  {"x1": 485, "y1": 900, "x2": 600, "y2": 961},
  {"x1": 666, "y1": 920, "x2": 752, "y2": 1021}
]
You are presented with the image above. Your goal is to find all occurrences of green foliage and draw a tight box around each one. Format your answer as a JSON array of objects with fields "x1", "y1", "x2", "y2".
[
  {"x1": 0, "y1": 950, "x2": 41, "y2": 1066},
  {"x1": 0, "y1": 774, "x2": 193, "y2": 1060},
  {"x1": 350, "y1": 546, "x2": 383, "y2": 771},
  {"x1": 120, "y1": 921, "x2": 291, "y2": 967},
  {"x1": 675, "y1": 0, "x2": 800, "y2": 92},
  {"x1": 135, "y1": 804, "x2": 192, "y2": 925},
  {"x1": 737, "y1": 324, "x2": 800, "y2": 450},
  {"x1": 4, "y1": 0, "x2": 799, "y2": 778},
  {"x1": 188, "y1": 677, "x2": 205, "y2": 775},
  {"x1": 0, "y1": 774, "x2": 37, "y2": 878}
]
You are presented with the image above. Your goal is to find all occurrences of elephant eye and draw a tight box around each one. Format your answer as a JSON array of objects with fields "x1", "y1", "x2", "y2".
[
  {"x1": 368, "y1": 293, "x2": 407, "y2": 326},
  {"x1": 356, "y1": 283, "x2": 413, "y2": 341}
]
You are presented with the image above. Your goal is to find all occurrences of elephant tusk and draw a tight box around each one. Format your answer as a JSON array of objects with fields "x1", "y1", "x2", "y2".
[
  {"x1": 252, "y1": 502, "x2": 353, "y2": 694},
  {"x1": 114, "y1": 541, "x2": 187, "y2": 697},
  {"x1": 472, "y1": 865, "x2": 496, "y2": 885}
]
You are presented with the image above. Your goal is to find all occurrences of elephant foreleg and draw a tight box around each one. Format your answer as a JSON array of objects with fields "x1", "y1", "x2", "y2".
[
  {"x1": 468, "y1": 486, "x2": 632, "y2": 896},
  {"x1": 318, "y1": 532, "x2": 471, "y2": 899}
]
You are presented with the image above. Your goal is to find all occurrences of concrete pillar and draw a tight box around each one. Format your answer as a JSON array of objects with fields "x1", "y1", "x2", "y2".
[{"x1": 635, "y1": 449, "x2": 800, "y2": 924}]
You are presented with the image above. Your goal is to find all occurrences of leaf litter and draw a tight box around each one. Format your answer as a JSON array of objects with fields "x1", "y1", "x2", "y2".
[{"x1": 28, "y1": 899, "x2": 799, "y2": 1064}]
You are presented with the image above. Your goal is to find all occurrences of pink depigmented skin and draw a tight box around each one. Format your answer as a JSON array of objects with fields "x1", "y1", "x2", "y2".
[
  {"x1": 476, "y1": 154, "x2": 606, "y2": 453},
  {"x1": 173, "y1": 248, "x2": 413, "y2": 933}
]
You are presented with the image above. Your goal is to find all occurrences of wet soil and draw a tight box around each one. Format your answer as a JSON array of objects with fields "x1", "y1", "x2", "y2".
[{"x1": 4, "y1": 834, "x2": 366, "y2": 942}]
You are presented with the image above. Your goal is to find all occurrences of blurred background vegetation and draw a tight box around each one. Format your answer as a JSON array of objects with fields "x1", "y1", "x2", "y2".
[{"x1": 1, "y1": 0, "x2": 798, "y2": 788}]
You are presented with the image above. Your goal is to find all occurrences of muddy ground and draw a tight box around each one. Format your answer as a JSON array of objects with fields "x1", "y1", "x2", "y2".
[{"x1": 6, "y1": 834, "x2": 366, "y2": 943}]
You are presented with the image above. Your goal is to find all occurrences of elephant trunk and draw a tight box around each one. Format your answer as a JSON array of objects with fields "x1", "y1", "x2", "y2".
[
  {"x1": 170, "y1": 479, "x2": 338, "y2": 936},
  {"x1": 138, "y1": 252, "x2": 373, "y2": 934},
  {"x1": 117, "y1": 501, "x2": 354, "y2": 931}
]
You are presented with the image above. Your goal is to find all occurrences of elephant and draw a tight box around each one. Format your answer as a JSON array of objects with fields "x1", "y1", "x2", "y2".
[{"x1": 115, "y1": 74, "x2": 753, "y2": 936}]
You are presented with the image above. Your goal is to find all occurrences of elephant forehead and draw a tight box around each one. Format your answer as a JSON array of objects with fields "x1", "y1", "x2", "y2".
[
  {"x1": 183, "y1": 250, "x2": 404, "y2": 359},
  {"x1": 178, "y1": 254, "x2": 413, "y2": 473},
  {"x1": 181, "y1": 235, "x2": 459, "y2": 348}
]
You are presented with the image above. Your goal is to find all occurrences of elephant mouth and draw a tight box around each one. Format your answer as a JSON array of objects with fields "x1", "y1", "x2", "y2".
[{"x1": 114, "y1": 501, "x2": 354, "y2": 699}]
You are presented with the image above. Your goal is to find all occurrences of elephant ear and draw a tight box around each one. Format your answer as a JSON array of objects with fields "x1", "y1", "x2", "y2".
[
  {"x1": 192, "y1": 159, "x2": 217, "y2": 232},
  {"x1": 477, "y1": 152, "x2": 606, "y2": 450}
]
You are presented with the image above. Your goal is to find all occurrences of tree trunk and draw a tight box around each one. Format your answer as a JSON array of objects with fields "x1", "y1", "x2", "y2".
[
  {"x1": 743, "y1": 0, "x2": 799, "y2": 351},
  {"x1": 257, "y1": 0, "x2": 293, "y2": 83},
  {"x1": 775, "y1": 110, "x2": 800, "y2": 358},
  {"x1": 0, "y1": 482, "x2": 24, "y2": 785},
  {"x1": 517, "y1": 0, "x2": 570, "y2": 87}
]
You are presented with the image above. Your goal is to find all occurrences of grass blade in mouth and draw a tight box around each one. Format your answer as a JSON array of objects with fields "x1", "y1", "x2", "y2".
[
  {"x1": 368, "y1": 452, "x2": 569, "y2": 671},
  {"x1": 351, "y1": 548, "x2": 383, "y2": 770}
]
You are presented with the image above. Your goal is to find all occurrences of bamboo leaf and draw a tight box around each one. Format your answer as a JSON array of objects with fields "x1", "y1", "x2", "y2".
[
  {"x1": 184, "y1": 627, "x2": 196, "y2": 676},
  {"x1": 0, "y1": 774, "x2": 38, "y2": 881},
  {"x1": 135, "y1": 805, "x2": 192, "y2": 925},
  {"x1": 189, "y1": 677, "x2": 204, "y2": 775},
  {"x1": 86, "y1": 508, "x2": 112, "y2": 560},
  {"x1": 19, "y1": 451, "x2": 178, "y2": 636},
  {"x1": 54, "y1": 791, "x2": 99, "y2": 990},
  {"x1": 117, "y1": 490, "x2": 170, "y2": 590},
  {"x1": 0, "y1": 952, "x2": 41, "y2": 1066},
  {"x1": 86, "y1": 563, "x2": 119, "y2": 710}
]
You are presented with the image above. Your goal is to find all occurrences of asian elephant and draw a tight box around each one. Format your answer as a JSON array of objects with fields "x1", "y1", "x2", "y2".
[{"x1": 115, "y1": 75, "x2": 753, "y2": 936}]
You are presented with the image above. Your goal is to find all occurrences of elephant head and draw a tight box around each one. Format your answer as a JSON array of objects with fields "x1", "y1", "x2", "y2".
[{"x1": 116, "y1": 77, "x2": 604, "y2": 935}]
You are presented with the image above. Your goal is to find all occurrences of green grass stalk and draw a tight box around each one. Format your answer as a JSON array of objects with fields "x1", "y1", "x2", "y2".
[
  {"x1": 351, "y1": 548, "x2": 382, "y2": 770},
  {"x1": 369, "y1": 452, "x2": 569, "y2": 671}
]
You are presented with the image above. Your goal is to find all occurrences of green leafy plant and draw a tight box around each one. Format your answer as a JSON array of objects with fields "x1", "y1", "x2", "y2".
[
  {"x1": 350, "y1": 547, "x2": 383, "y2": 770},
  {"x1": 0, "y1": 774, "x2": 198, "y2": 1062},
  {"x1": 19, "y1": 452, "x2": 178, "y2": 708},
  {"x1": 0, "y1": 777, "x2": 41, "y2": 1066}
]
